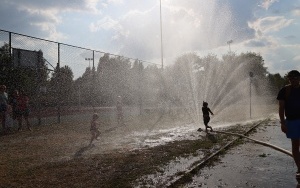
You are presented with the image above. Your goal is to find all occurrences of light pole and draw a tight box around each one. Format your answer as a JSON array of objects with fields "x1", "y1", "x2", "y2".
[
  {"x1": 249, "y1": 71, "x2": 254, "y2": 118},
  {"x1": 227, "y1": 40, "x2": 233, "y2": 53},
  {"x1": 78, "y1": 84, "x2": 81, "y2": 107},
  {"x1": 85, "y1": 58, "x2": 93, "y2": 68},
  {"x1": 160, "y1": 0, "x2": 164, "y2": 69}
]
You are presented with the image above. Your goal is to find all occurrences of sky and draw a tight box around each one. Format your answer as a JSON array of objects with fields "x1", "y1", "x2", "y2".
[{"x1": 1, "y1": 0, "x2": 300, "y2": 77}]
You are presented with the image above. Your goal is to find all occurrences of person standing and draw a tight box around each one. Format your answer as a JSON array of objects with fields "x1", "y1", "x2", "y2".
[
  {"x1": 116, "y1": 95, "x2": 124, "y2": 125},
  {"x1": 201, "y1": 101, "x2": 214, "y2": 132},
  {"x1": 277, "y1": 70, "x2": 300, "y2": 180},
  {"x1": 9, "y1": 90, "x2": 19, "y2": 121},
  {"x1": 0, "y1": 85, "x2": 8, "y2": 134},
  {"x1": 16, "y1": 90, "x2": 31, "y2": 131},
  {"x1": 89, "y1": 113, "x2": 100, "y2": 146}
]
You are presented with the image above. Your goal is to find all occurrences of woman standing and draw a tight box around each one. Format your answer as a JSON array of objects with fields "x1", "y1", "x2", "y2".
[
  {"x1": 16, "y1": 90, "x2": 31, "y2": 131},
  {"x1": 0, "y1": 85, "x2": 8, "y2": 134}
]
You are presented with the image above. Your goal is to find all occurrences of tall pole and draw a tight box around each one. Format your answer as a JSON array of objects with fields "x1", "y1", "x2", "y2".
[
  {"x1": 249, "y1": 72, "x2": 253, "y2": 119},
  {"x1": 250, "y1": 77, "x2": 251, "y2": 118},
  {"x1": 227, "y1": 40, "x2": 233, "y2": 53},
  {"x1": 160, "y1": 0, "x2": 164, "y2": 69},
  {"x1": 57, "y1": 43, "x2": 61, "y2": 123}
]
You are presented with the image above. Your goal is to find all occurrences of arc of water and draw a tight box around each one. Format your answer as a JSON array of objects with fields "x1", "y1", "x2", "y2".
[
  {"x1": 170, "y1": 61, "x2": 196, "y2": 123},
  {"x1": 183, "y1": 60, "x2": 200, "y2": 124},
  {"x1": 209, "y1": 62, "x2": 245, "y2": 108},
  {"x1": 212, "y1": 78, "x2": 248, "y2": 115}
]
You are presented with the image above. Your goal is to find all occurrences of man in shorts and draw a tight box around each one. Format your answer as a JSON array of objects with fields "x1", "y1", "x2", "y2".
[{"x1": 277, "y1": 70, "x2": 300, "y2": 180}]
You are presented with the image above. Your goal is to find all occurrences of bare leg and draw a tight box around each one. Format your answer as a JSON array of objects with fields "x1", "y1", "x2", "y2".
[
  {"x1": 291, "y1": 139, "x2": 300, "y2": 172},
  {"x1": 17, "y1": 116, "x2": 23, "y2": 131},
  {"x1": 204, "y1": 116, "x2": 211, "y2": 132},
  {"x1": 89, "y1": 132, "x2": 96, "y2": 145},
  {"x1": 0, "y1": 112, "x2": 7, "y2": 134},
  {"x1": 207, "y1": 125, "x2": 213, "y2": 131},
  {"x1": 117, "y1": 111, "x2": 124, "y2": 125},
  {"x1": 205, "y1": 122, "x2": 212, "y2": 132},
  {"x1": 24, "y1": 116, "x2": 31, "y2": 131},
  {"x1": 95, "y1": 130, "x2": 100, "y2": 140},
  {"x1": 89, "y1": 136, "x2": 94, "y2": 146},
  {"x1": 0, "y1": 113, "x2": 5, "y2": 133}
]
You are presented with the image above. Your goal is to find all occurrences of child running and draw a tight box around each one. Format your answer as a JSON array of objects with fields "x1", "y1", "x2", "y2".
[
  {"x1": 202, "y1": 101, "x2": 214, "y2": 132},
  {"x1": 89, "y1": 113, "x2": 100, "y2": 146}
]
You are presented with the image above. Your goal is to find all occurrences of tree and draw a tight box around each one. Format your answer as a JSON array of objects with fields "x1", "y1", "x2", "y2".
[
  {"x1": 49, "y1": 65, "x2": 74, "y2": 106},
  {"x1": 0, "y1": 44, "x2": 49, "y2": 99},
  {"x1": 0, "y1": 43, "x2": 13, "y2": 86},
  {"x1": 267, "y1": 73, "x2": 286, "y2": 95}
]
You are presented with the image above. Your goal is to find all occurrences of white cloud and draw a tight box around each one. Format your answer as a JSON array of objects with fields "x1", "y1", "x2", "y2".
[
  {"x1": 292, "y1": 8, "x2": 300, "y2": 16},
  {"x1": 85, "y1": 0, "x2": 102, "y2": 14},
  {"x1": 293, "y1": 55, "x2": 300, "y2": 61},
  {"x1": 248, "y1": 16, "x2": 294, "y2": 37},
  {"x1": 261, "y1": 44, "x2": 300, "y2": 74},
  {"x1": 102, "y1": 0, "x2": 250, "y2": 62},
  {"x1": 90, "y1": 16, "x2": 121, "y2": 32},
  {"x1": 1, "y1": 0, "x2": 300, "y2": 76},
  {"x1": 244, "y1": 38, "x2": 272, "y2": 47},
  {"x1": 259, "y1": 0, "x2": 279, "y2": 10},
  {"x1": 107, "y1": 0, "x2": 124, "y2": 5}
]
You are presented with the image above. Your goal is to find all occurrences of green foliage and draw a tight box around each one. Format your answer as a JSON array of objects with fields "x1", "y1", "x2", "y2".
[
  {"x1": 0, "y1": 44, "x2": 48, "y2": 100},
  {"x1": 267, "y1": 73, "x2": 286, "y2": 95},
  {"x1": 74, "y1": 51, "x2": 283, "y2": 108},
  {"x1": 48, "y1": 65, "x2": 74, "y2": 106},
  {"x1": 0, "y1": 43, "x2": 13, "y2": 85},
  {"x1": 163, "y1": 51, "x2": 280, "y2": 116},
  {"x1": 0, "y1": 43, "x2": 285, "y2": 109}
]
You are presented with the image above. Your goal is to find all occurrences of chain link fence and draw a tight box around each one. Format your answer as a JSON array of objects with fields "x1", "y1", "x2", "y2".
[{"x1": 0, "y1": 29, "x2": 167, "y2": 127}]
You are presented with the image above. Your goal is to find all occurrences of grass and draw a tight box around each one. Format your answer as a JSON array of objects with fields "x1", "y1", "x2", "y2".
[{"x1": 0, "y1": 110, "x2": 267, "y2": 187}]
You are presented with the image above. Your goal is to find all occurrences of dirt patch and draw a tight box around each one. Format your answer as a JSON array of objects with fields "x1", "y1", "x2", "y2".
[{"x1": 0, "y1": 112, "x2": 264, "y2": 188}]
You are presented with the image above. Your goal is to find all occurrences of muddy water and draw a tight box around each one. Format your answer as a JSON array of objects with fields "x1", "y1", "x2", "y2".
[
  {"x1": 185, "y1": 118, "x2": 297, "y2": 188},
  {"x1": 87, "y1": 118, "x2": 260, "y2": 156}
]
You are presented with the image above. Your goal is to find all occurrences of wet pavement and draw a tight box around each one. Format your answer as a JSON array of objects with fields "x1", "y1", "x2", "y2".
[{"x1": 185, "y1": 117, "x2": 298, "y2": 188}]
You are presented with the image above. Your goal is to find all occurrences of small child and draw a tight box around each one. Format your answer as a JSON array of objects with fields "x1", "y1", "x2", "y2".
[
  {"x1": 89, "y1": 113, "x2": 100, "y2": 146},
  {"x1": 202, "y1": 101, "x2": 214, "y2": 132}
]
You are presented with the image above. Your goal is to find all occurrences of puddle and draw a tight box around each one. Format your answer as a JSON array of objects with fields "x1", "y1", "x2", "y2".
[
  {"x1": 134, "y1": 150, "x2": 205, "y2": 187},
  {"x1": 184, "y1": 119, "x2": 298, "y2": 187},
  {"x1": 82, "y1": 118, "x2": 267, "y2": 157}
]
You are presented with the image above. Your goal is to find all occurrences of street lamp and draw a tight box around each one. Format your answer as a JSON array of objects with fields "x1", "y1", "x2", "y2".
[
  {"x1": 249, "y1": 71, "x2": 254, "y2": 118},
  {"x1": 85, "y1": 58, "x2": 93, "y2": 68},
  {"x1": 160, "y1": 0, "x2": 164, "y2": 69},
  {"x1": 227, "y1": 40, "x2": 233, "y2": 53}
]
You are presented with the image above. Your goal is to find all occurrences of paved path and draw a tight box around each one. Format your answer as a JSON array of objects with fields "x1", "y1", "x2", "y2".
[{"x1": 186, "y1": 118, "x2": 298, "y2": 188}]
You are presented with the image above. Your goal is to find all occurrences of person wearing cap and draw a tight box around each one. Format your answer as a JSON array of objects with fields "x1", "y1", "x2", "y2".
[{"x1": 277, "y1": 70, "x2": 300, "y2": 180}]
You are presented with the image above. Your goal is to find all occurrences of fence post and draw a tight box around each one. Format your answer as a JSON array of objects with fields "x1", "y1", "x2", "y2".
[
  {"x1": 57, "y1": 43, "x2": 61, "y2": 123},
  {"x1": 92, "y1": 50, "x2": 95, "y2": 111},
  {"x1": 36, "y1": 51, "x2": 42, "y2": 125},
  {"x1": 9, "y1": 32, "x2": 12, "y2": 57},
  {"x1": 138, "y1": 60, "x2": 143, "y2": 115}
]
